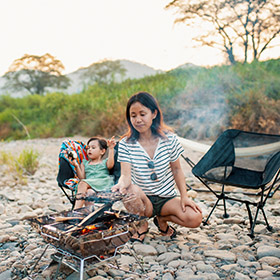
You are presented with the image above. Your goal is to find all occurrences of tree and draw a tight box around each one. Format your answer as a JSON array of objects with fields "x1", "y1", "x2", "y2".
[
  {"x1": 82, "y1": 59, "x2": 127, "y2": 85},
  {"x1": 4, "y1": 53, "x2": 71, "y2": 95},
  {"x1": 166, "y1": 0, "x2": 280, "y2": 64}
]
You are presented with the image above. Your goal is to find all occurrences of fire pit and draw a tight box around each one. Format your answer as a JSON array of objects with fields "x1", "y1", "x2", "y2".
[
  {"x1": 27, "y1": 193, "x2": 148, "y2": 279},
  {"x1": 29, "y1": 206, "x2": 146, "y2": 258}
]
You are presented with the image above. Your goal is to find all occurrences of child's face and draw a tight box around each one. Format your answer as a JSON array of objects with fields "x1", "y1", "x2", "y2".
[
  {"x1": 87, "y1": 140, "x2": 105, "y2": 160},
  {"x1": 129, "y1": 102, "x2": 157, "y2": 134}
]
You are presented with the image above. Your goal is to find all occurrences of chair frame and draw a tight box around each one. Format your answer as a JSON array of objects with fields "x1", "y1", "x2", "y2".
[
  {"x1": 182, "y1": 130, "x2": 280, "y2": 238},
  {"x1": 58, "y1": 183, "x2": 76, "y2": 210},
  {"x1": 57, "y1": 157, "x2": 77, "y2": 210}
]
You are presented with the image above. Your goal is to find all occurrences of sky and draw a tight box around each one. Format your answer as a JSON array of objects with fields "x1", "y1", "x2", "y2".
[{"x1": 0, "y1": 0, "x2": 279, "y2": 76}]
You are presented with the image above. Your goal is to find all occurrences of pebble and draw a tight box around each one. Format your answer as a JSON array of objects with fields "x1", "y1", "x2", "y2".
[{"x1": 0, "y1": 138, "x2": 279, "y2": 279}]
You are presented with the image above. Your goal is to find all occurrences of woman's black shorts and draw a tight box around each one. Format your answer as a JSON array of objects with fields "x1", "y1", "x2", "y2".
[{"x1": 147, "y1": 195, "x2": 176, "y2": 217}]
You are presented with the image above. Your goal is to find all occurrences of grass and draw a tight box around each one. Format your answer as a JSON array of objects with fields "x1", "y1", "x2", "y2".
[{"x1": 0, "y1": 148, "x2": 39, "y2": 184}]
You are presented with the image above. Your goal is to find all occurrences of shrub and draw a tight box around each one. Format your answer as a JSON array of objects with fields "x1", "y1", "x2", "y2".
[
  {"x1": 229, "y1": 89, "x2": 280, "y2": 134},
  {"x1": 0, "y1": 148, "x2": 39, "y2": 185},
  {"x1": 15, "y1": 148, "x2": 39, "y2": 175}
]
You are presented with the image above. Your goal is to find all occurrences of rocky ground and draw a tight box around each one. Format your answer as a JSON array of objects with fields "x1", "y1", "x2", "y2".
[{"x1": 0, "y1": 137, "x2": 279, "y2": 280}]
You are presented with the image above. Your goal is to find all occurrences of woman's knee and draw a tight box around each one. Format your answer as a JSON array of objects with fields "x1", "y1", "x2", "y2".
[
  {"x1": 184, "y1": 208, "x2": 203, "y2": 228},
  {"x1": 124, "y1": 184, "x2": 153, "y2": 217}
]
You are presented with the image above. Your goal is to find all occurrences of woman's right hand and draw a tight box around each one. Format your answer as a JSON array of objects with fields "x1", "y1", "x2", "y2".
[
  {"x1": 111, "y1": 184, "x2": 119, "y2": 193},
  {"x1": 111, "y1": 183, "x2": 127, "y2": 194}
]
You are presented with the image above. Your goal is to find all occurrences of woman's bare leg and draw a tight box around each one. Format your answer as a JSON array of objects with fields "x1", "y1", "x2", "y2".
[
  {"x1": 123, "y1": 184, "x2": 153, "y2": 241},
  {"x1": 155, "y1": 197, "x2": 202, "y2": 236},
  {"x1": 123, "y1": 184, "x2": 153, "y2": 217}
]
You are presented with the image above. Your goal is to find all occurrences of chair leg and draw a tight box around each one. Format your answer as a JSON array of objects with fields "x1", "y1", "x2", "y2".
[
  {"x1": 244, "y1": 202, "x2": 257, "y2": 238},
  {"x1": 222, "y1": 191, "x2": 229, "y2": 218},
  {"x1": 249, "y1": 206, "x2": 261, "y2": 238},
  {"x1": 260, "y1": 208, "x2": 273, "y2": 231},
  {"x1": 245, "y1": 202, "x2": 253, "y2": 231},
  {"x1": 203, "y1": 198, "x2": 221, "y2": 225}
]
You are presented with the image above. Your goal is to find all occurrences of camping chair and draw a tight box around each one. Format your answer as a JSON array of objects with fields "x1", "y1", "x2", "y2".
[
  {"x1": 182, "y1": 129, "x2": 280, "y2": 238},
  {"x1": 56, "y1": 139, "x2": 120, "y2": 210}
]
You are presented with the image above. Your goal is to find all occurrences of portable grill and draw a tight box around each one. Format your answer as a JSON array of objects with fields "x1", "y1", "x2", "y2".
[{"x1": 27, "y1": 193, "x2": 148, "y2": 280}]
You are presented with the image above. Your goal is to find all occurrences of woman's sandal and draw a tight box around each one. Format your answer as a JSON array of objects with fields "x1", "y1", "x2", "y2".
[
  {"x1": 153, "y1": 217, "x2": 177, "y2": 239},
  {"x1": 130, "y1": 229, "x2": 149, "y2": 243}
]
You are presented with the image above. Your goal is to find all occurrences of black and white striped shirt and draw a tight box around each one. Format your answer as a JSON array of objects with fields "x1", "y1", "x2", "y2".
[{"x1": 118, "y1": 133, "x2": 184, "y2": 197}]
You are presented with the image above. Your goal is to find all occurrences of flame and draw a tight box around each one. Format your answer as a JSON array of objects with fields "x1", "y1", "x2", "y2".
[
  {"x1": 81, "y1": 224, "x2": 98, "y2": 235},
  {"x1": 80, "y1": 223, "x2": 114, "y2": 235}
]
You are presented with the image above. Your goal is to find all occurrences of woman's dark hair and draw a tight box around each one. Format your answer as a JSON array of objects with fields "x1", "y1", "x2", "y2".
[
  {"x1": 87, "y1": 137, "x2": 107, "y2": 156},
  {"x1": 125, "y1": 91, "x2": 172, "y2": 141}
]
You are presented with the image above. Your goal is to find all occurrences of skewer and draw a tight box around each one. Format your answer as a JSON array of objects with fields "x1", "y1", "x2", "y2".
[{"x1": 54, "y1": 216, "x2": 83, "y2": 222}]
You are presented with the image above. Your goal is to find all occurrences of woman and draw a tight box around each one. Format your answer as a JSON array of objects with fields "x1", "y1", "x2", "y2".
[{"x1": 112, "y1": 92, "x2": 202, "y2": 242}]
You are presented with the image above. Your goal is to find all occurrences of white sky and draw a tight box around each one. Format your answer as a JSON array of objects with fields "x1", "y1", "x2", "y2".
[{"x1": 0, "y1": 0, "x2": 279, "y2": 76}]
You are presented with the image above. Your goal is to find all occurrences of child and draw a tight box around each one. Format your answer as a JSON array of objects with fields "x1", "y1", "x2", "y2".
[
  {"x1": 112, "y1": 92, "x2": 202, "y2": 242},
  {"x1": 70, "y1": 136, "x2": 116, "y2": 209}
]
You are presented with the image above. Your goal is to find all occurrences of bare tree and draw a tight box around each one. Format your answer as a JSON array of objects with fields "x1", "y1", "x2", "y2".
[
  {"x1": 166, "y1": 0, "x2": 280, "y2": 64},
  {"x1": 4, "y1": 53, "x2": 70, "y2": 95}
]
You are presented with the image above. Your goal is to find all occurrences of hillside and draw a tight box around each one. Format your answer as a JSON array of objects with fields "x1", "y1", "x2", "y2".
[
  {"x1": 0, "y1": 59, "x2": 163, "y2": 97},
  {"x1": 66, "y1": 59, "x2": 163, "y2": 94},
  {"x1": 1, "y1": 59, "x2": 279, "y2": 141}
]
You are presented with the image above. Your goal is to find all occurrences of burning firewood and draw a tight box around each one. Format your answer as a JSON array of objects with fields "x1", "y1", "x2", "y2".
[{"x1": 65, "y1": 201, "x2": 114, "y2": 234}]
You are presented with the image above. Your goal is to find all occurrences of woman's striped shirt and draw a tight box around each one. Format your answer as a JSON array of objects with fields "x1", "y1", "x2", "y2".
[{"x1": 117, "y1": 133, "x2": 184, "y2": 197}]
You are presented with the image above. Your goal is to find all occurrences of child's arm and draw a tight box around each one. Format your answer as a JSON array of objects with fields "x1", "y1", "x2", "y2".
[
  {"x1": 68, "y1": 156, "x2": 85, "y2": 179},
  {"x1": 106, "y1": 136, "x2": 116, "y2": 170},
  {"x1": 75, "y1": 161, "x2": 85, "y2": 179}
]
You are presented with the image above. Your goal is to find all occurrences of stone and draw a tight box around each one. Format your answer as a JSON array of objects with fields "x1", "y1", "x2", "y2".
[
  {"x1": 204, "y1": 250, "x2": 236, "y2": 262},
  {"x1": 0, "y1": 204, "x2": 5, "y2": 215},
  {"x1": 258, "y1": 256, "x2": 280, "y2": 266},
  {"x1": 0, "y1": 235, "x2": 10, "y2": 243},
  {"x1": 257, "y1": 245, "x2": 280, "y2": 259},
  {"x1": 187, "y1": 190, "x2": 198, "y2": 199},
  {"x1": 0, "y1": 270, "x2": 12, "y2": 280},
  {"x1": 234, "y1": 272, "x2": 251, "y2": 280},
  {"x1": 220, "y1": 263, "x2": 240, "y2": 272},
  {"x1": 162, "y1": 272, "x2": 175, "y2": 280},
  {"x1": 157, "y1": 252, "x2": 181, "y2": 265},
  {"x1": 133, "y1": 244, "x2": 157, "y2": 256},
  {"x1": 255, "y1": 270, "x2": 273, "y2": 278}
]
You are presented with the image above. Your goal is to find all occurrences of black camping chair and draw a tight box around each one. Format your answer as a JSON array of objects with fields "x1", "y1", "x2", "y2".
[
  {"x1": 182, "y1": 129, "x2": 280, "y2": 238},
  {"x1": 57, "y1": 157, "x2": 76, "y2": 209},
  {"x1": 56, "y1": 139, "x2": 120, "y2": 210}
]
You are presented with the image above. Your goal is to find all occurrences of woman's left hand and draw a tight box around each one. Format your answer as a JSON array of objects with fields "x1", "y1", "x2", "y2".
[{"x1": 181, "y1": 196, "x2": 202, "y2": 213}]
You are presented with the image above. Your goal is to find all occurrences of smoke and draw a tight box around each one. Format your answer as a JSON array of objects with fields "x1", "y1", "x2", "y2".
[
  {"x1": 169, "y1": 68, "x2": 239, "y2": 140},
  {"x1": 175, "y1": 98, "x2": 229, "y2": 140}
]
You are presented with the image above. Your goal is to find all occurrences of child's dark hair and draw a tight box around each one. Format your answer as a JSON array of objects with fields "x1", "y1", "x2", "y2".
[
  {"x1": 87, "y1": 137, "x2": 107, "y2": 151},
  {"x1": 125, "y1": 91, "x2": 172, "y2": 141}
]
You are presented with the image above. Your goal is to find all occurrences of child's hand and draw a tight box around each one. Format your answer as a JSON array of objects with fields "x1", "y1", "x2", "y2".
[
  {"x1": 68, "y1": 158, "x2": 78, "y2": 167},
  {"x1": 68, "y1": 157, "x2": 78, "y2": 167},
  {"x1": 107, "y1": 136, "x2": 116, "y2": 149},
  {"x1": 66, "y1": 150, "x2": 78, "y2": 167}
]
